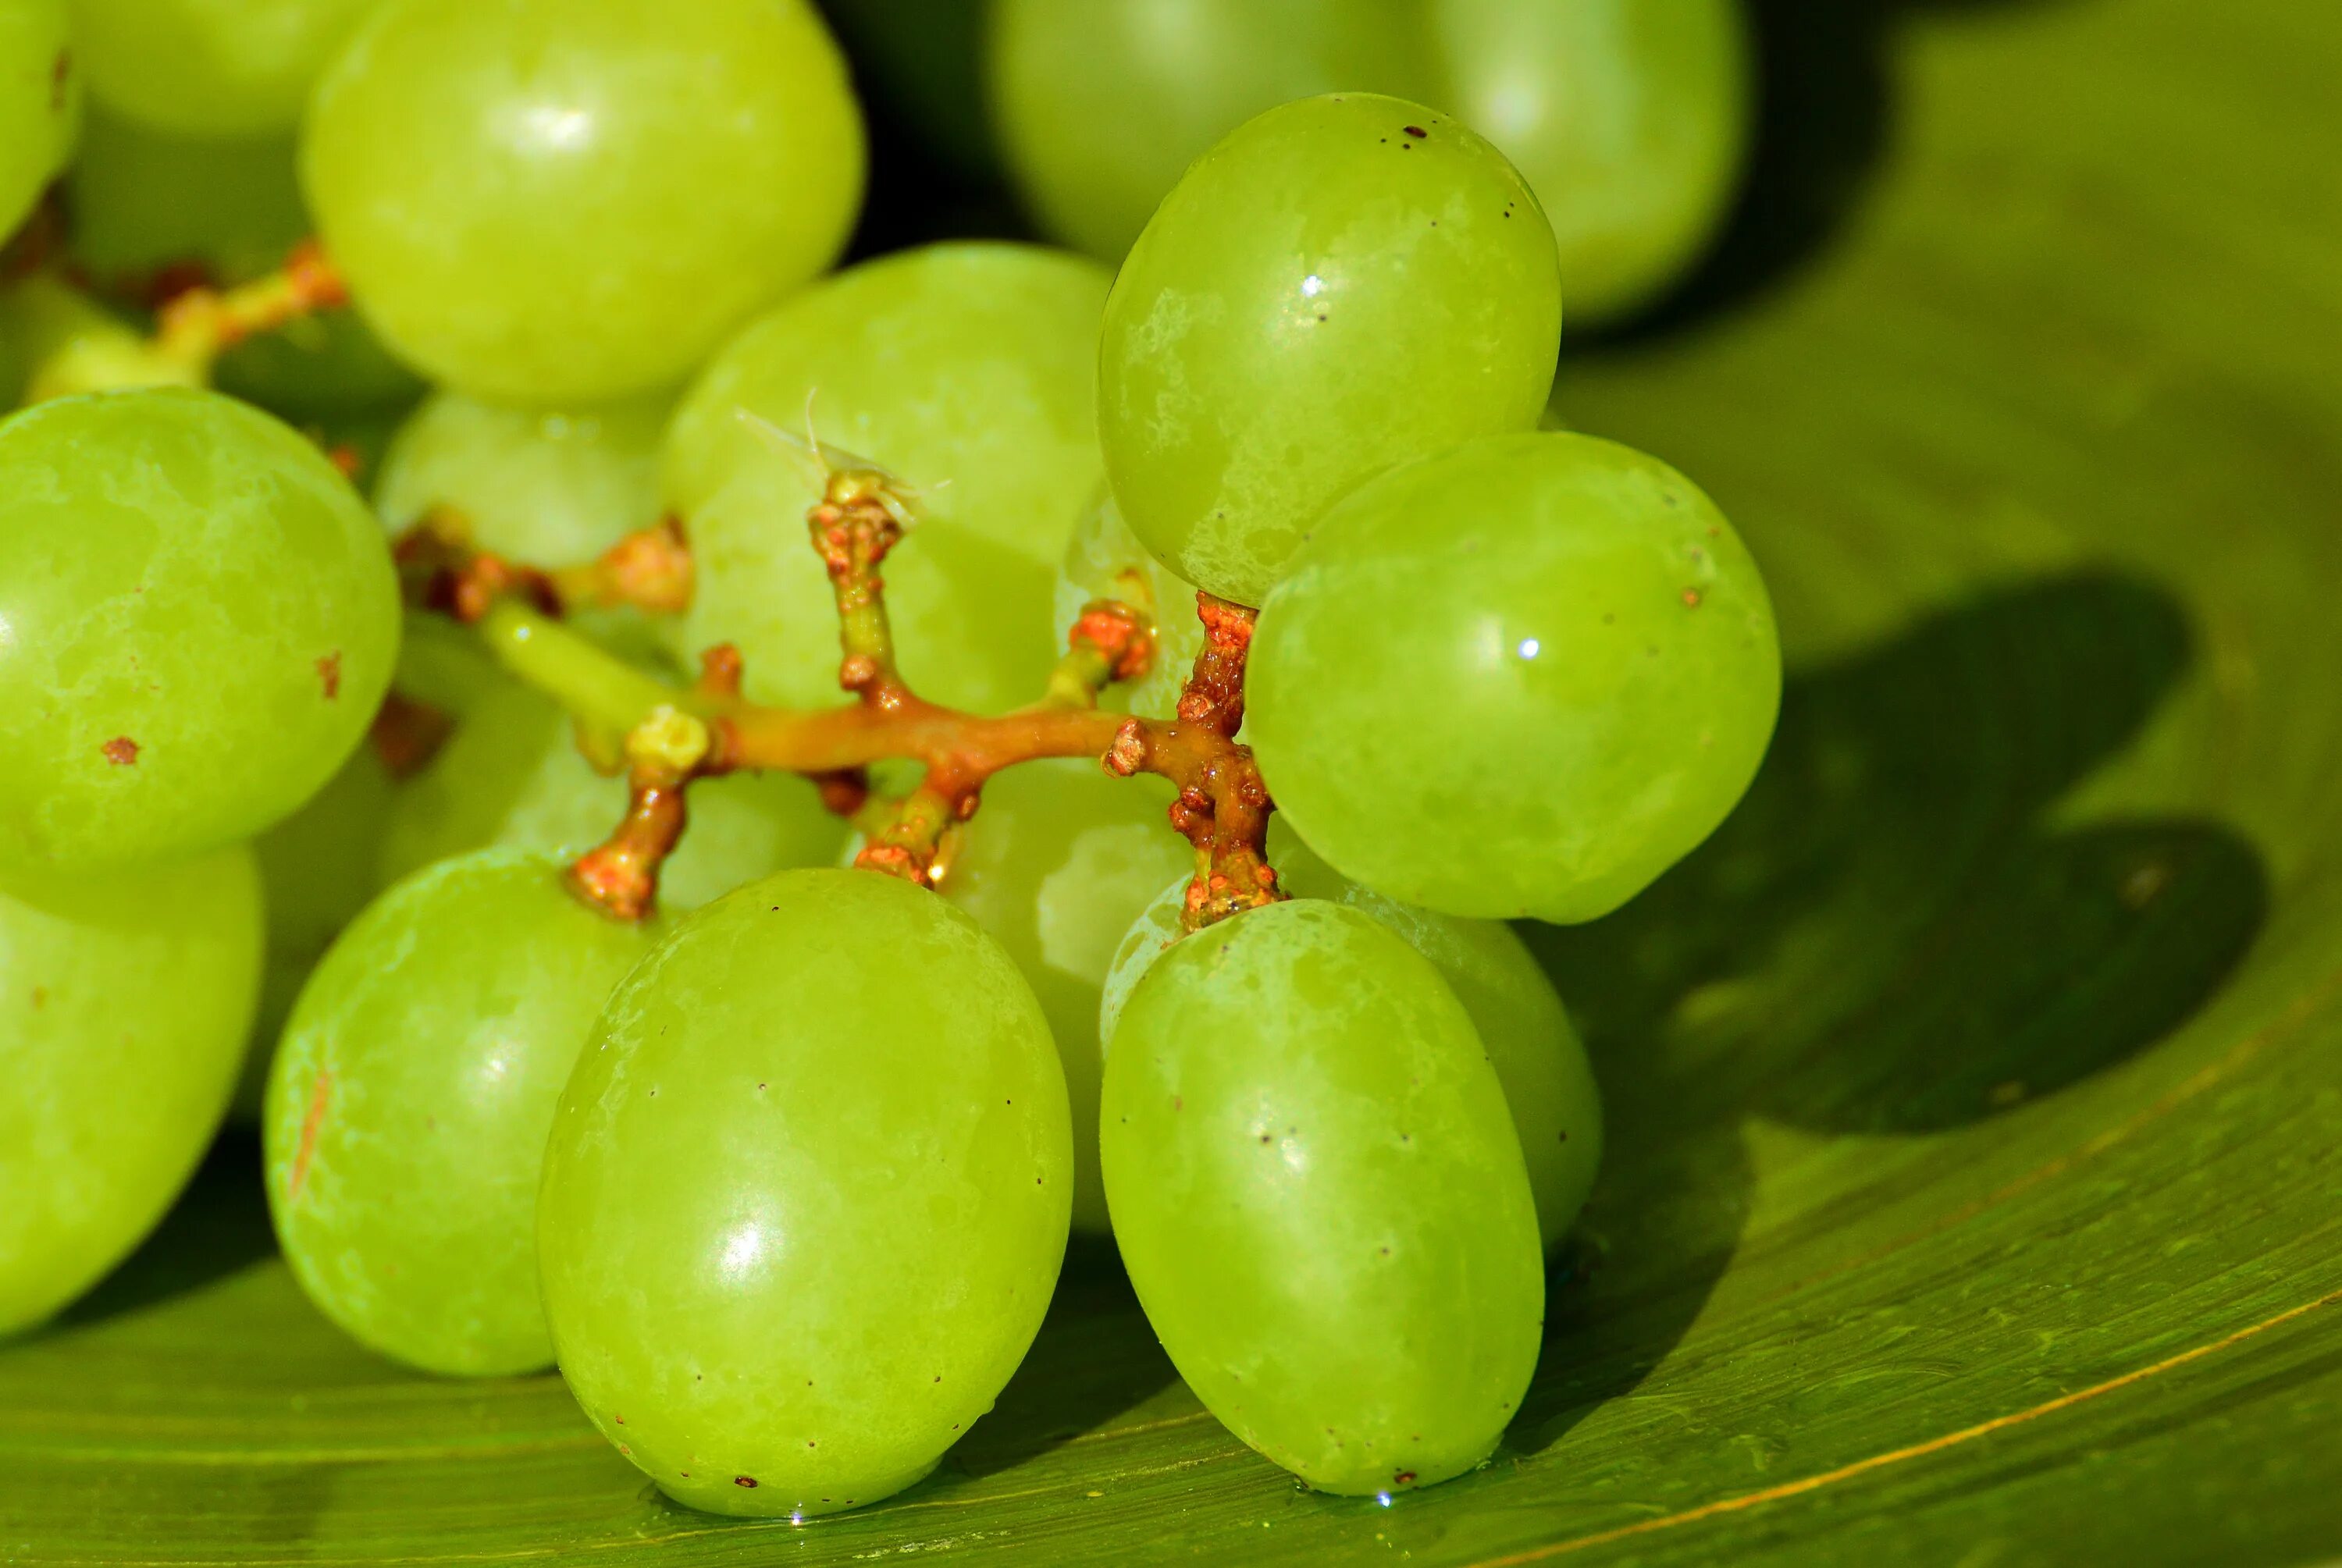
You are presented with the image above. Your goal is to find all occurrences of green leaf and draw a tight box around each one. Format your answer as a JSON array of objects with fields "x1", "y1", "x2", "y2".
[{"x1": 9, "y1": 0, "x2": 2342, "y2": 1560}]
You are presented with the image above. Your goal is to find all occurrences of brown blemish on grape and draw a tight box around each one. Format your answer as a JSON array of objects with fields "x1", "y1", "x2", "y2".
[
  {"x1": 101, "y1": 736, "x2": 139, "y2": 766},
  {"x1": 316, "y1": 651, "x2": 342, "y2": 699},
  {"x1": 1682, "y1": 588, "x2": 1704, "y2": 608},
  {"x1": 288, "y1": 1070, "x2": 333, "y2": 1201},
  {"x1": 49, "y1": 51, "x2": 69, "y2": 112},
  {"x1": 1403, "y1": 125, "x2": 1427, "y2": 139},
  {"x1": 735, "y1": 1474, "x2": 758, "y2": 1487},
  {"x1": 1393, "y1": 1469, "x2": 1418, "y2": 1485}
]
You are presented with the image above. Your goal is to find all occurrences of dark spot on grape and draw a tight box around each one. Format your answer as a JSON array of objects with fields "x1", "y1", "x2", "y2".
[
  {"x1": 1393, "y1": 1469, "x2": 1417, "y2": 1485},
  {"x1": 316, "y1": 650, "x2": 342, "y2": 699},
  {"x1": 614, "y1": 1414, "x2": 624, "y2": 1424},
  {"x1": 1379, "y1": 1246, "x2": 1391, "y2": 1256},
  {"x1": 1173, "y1": 1096, "x2": 1183, "y2": 1111},
  {"x1": 1403, "y1": 125, "x2": 1427, "y2": 139},
  {"x1": 757, "y1": 1083, "x2": 767, "y2": 1091},
  {"x1": 1259, "y1": 1134, "x2": 1272, "y2": 1144},
  {"x1": 101, "y1": 736, "x2": 139, "y2": 766},
  {"x1": 806, "y1": 1440, "x2": 816, "y2": 1448},
  {"x1": 735, "y1": 1474, "x2": 757, "y2": 1487},
  {"x1": 1557, "y1": 1129, "x2": 1569, "y2": 1142},
  {"x1": 50, "y1": 51, "x2": 69, "y2": 112},
  {"x1": 1682, "y1": 588, "x2": 1703, "y2": 608},
  {"x1": 934, "y1": 1374, "x2": 941, "y2": 1382}
]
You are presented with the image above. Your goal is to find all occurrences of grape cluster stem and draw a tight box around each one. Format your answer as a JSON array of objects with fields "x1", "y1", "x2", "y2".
[{"x1": 400, "y1": 462, "x2": 1287, "y2": 931}]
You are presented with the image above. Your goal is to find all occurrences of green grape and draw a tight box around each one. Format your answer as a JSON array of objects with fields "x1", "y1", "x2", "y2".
[
  {"x1": 986, "y1": 0, "x2": 1427, "y2": 263},
  {"x1": 668, "y1": 243, "x2": 1109, "y2": 713},
  {"x1": 379, "y1": 673, "x2": 843, "y2": 912},
  {"x1": 235, "y1": 745, "x2": 399, "y2": 1122},
  {"x1": 0, "y1": 276, "x2": 195, "y2": 404},
  {"x1": 988, "y1": 0, "x2": 1748, "y2": 325},
  {"x1": 69, "y1": 0, "x2": 377, "y2": 138},
  {"x1": 935, "y1": 759, "x2": 1191, "y2": 1234},
  {"x1": 1054, "y1": 485, "x2": 1206, "y2": 721},
  {"x1": 0, "y1": 0, "x2": 78, "y2": 244},
  {"x1": 0, "y1": 844, "x2": 262, "y2": 1335},
  {"x1": 1101, "y1": 833, "x2": 1603, "y2": 1250},
  {"x1": 302, "y1": 0, "x2": 865, "y2": 404},
  {"x1": 1098, "y1": 94, "x2": 1561, "y2": 606},
  {"x1": 0, "y1": 388, "x2": 402, "y2": 872},
  {"x1": 1428, "y1": 0, "x2": 1749, "y2": 325},
  {"x1": 1099, "y1": 898, "x2": 1542, "y2": 1494},
  {"x1": 265, "y1": 852, "x2": 657, "y2": 1375},
  {"x1": 1250, "y1": 432, "x2": 1781, "y2": 923},
  {"x1": 63, "y1": 108, "x2": 421, "y2": 417},
  {"x1": 539, "y1": 868, "x2": 1070, "y2": 1517}
]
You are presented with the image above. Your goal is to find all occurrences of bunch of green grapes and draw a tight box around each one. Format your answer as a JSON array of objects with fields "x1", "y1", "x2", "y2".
[{"x1": 990, "y1": 0, "x2": 1751, "y2": 326}]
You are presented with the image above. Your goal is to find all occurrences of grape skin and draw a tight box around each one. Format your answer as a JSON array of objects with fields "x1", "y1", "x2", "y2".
[
  {"x1": 988, "y1": 0, "x2": 1749, "y2": 325},
  {"x1": 667, "y1": 243, "x2": 1111, "y2": 715},
  {"x1": 1101, "y1": 832, "x2": 1603, "y2": 1252},
  {"x1": 301, "y1": 0, "x2": 866, "y2": 404},
  {"x1": 0, "y1": 0, "x2": 79, "y2": 243},
  {"x1": 539, "y1": 869, "x2": 1072, "y2": 1517},
  {"x1": 265, "y1": 852, "x2": 659, "y2": 1376},
  {"x1": 0, "y1": 844, "x2": 262, "y2": 1335},
  {"x1": 69, "y1": 0, "x2": 378, "y2": 139},
  {"x1": 379, "y1": 673, "x2": 843, "y2": 914},
  {"x1": 0, "y1": 388, "x2": 401, "y2": 872},
  {"x1": 1100, "y1": 899, "x2": 1543, "y2": 1493},
  {"x1": 1250, "y1": 431, "x2": 1782, "y2": 923},
  {"x1": 1098, "y1": 94, "x2": 1561, "y2": 606},
  {"x1": 934, "y1": 759, "x2": 1192, "y2": 1235}
]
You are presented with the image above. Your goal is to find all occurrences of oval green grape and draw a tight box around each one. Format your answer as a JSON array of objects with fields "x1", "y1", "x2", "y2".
[
  {"x1": 0, "y1": 0, "x2": 80, "y2": 244},
  {"x1": 669, "y1": 243, "x2": 1109, "y2": 713},
  {"x1": 0, "y1": 844, "x2": 262, "y2": 1335},
  {"x1": 1100, "y1": 898, "x2": 1543, "y2": 1493},
  {"x1": 936, "y1": 759, "x2": 1191, "y2": 1234},
  {"x1": 0, "y1": 388, "x2": 401, "y2": 871},
  {"x1": 378, "y1": 672, "x2": 843, "y2": 913},
  {"x1": 69, "y1": 0, "x2": 378, "y2": 138},
  {"x1": 264, "y1": 851, "x2": 660, "y2": 1376},
  {"x1": 539, "y1": 868, "x2": 1071, "y2": 1516},
  {"x1": 1098, "y1": 93, "x2": 1561, "y2": 606},
  {"x1": 1251, "y1": 431, "x2": 1781, "y2": 923},
  {"x1": 302, "y1": 0, "x2": 865, "y2": 404},
  {"x1": 1101, "y1": 842, "x2": 1603, "y2": 1250}
]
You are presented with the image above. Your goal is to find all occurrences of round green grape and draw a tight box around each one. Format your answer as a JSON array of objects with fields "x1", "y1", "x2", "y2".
[
  {"x1": 301, "y1": 0, "x2": 865, "y2": 404},
  {"x1": 1429, "y1": 0, "x2": 1749, "y2": 324},
  {"x1": 378, "y1": 672, "x2": 843, "y2": 912},
  {"x1": 1251, "y1": 432, "x2": 1778, "y2": 923},
  {"x1": 265, "y1": 852, "x2": 657, "y2": 1375},
  {"x1": 0, "y1": 0, "x2": 79, "y2": 244},
  {"x1": 1100, "y1": 898, "x2": 1543, "y2": 1494},
  {"x1": 0, "y1": 388, "x2": 402, "y2": 871},
  {"x1": 539, "y1": 868, "x2": 1071, "y2": 1516},
  {"x1": 1098, "y1": 94, "x2": 1561, "y2": 606},
  {"x1": 936, "y1": 759, "x2": 1191, "y2": 1234},
  {"x1": 0, "y1": 844, "x2": 262, "y2": 1335},
  {"x1": 235, "y1": 745, "x2": 398, "y2": 1122},
  {"x1": 1102, "y1": 836, "x2": 1603, "y2": 1250},
  {"x1": 69, "y1": 0, "x2": 377, "y2": 138},
  {"x1": 63, "y1": 109, "x2": 421, "y2": 417},
  {"x1": 1055, "y1": 485, "x2": 1206, "y2": 722},
  {"x1": 668, "y1": 243, "x2": 1109, "y2": 713},
  {"x1": 987, "y1": 0, "x2": 1427, "y2": 263}
]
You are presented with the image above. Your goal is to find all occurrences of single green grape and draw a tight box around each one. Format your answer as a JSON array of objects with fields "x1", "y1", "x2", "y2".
[
  {"x1": 1055, "y1": 485, "x2": 1206, "y2": 721},
  {"x1": 1100, "y1": 898, "x2": 1543, "y2": 1494},
  {"x1": 0, "y1": 276, "x2": 195, "y2": 404},
  {"x1": 539, "y1": 868, "x2": 1071, "y2": 1517},
  {"x1": 0, "y1": 389, "x2": 402, "y2": 872},
  {"x1": 0, "y1": 0, "x2": 79, "y2": 244},
  {"x1": 69, "y1": 0, "x2": 378, "y2": 138},
  {"x1": 374, "y1": 387, "x2": 672, "y2": 654},
  {"x1": 1428, "y1": 0, "x2": 1749, "y2": 325},
  {"x1": 988, "y1": 0, "x2": 1748, "y2": 325},
  {"x1": 235, "y1": 745, "x2": 399, "y2": 1122},
  {"x1": 668, "y1": 243, "x2": 1110, "y2": 713},
  {"x1": 1101, "y1": 831, "x2": 1603, "y2": 1250},
  {"x1": 379, "y1": 673, "x2": 843, "y2": 912},
  {"x1": 935, "y1": 759, "x2": 1191, "y2": 1234},
  {"x1": 63, "y1": 108, "x2": 421, "y2": 417},
  {"x1": 0, "y1": 844, "x2": 262, "y2": 1335},
  {"x1": 302, "y1": 0, "x2": 865, "y2": 404},
  {"x1": 986, "y1": 0, "x2": 1429, "y2": 263},
  {"x1": 265, "y1": 852, "x2": 658, "y2": 1376},
  {"x1": 1251, "y1": 432, "x2": 1781, "y2": 923},
  {"x1": 1098, "y1": 94, "x2": 1561, "y2": 606}
]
